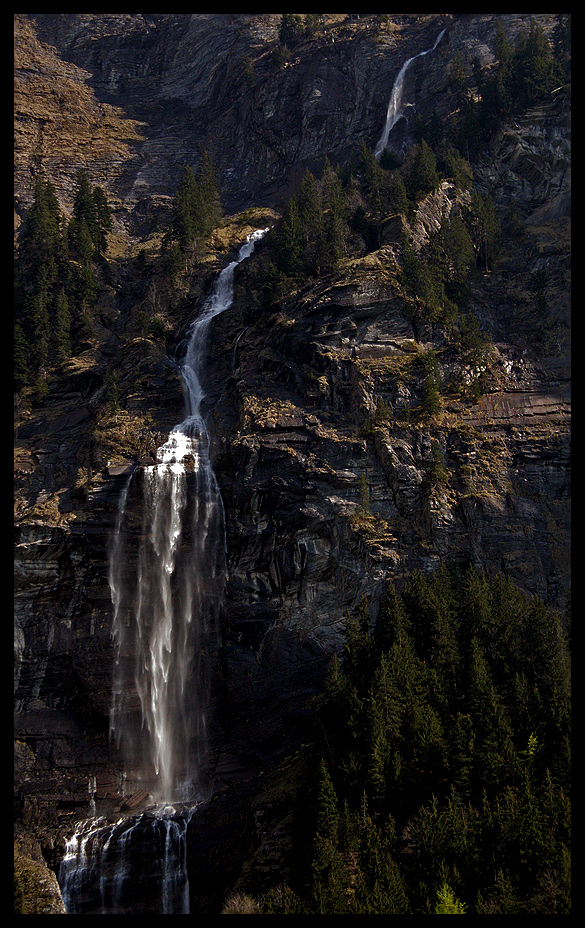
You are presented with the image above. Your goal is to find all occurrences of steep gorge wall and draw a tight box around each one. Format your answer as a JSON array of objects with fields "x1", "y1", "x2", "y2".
[{"x1": 14, "y1": 12, "x2": 569, "y2": 912}]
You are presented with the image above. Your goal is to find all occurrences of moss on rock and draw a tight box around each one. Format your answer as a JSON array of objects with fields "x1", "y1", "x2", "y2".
[{"x1": 14, "y1": 841, "x2": 66, "y2": 915}]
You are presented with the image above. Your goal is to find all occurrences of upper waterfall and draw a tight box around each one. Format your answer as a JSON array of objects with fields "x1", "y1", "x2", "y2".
[{"x1": 375, "y1": 27, "x2": 446, "y2": 158}]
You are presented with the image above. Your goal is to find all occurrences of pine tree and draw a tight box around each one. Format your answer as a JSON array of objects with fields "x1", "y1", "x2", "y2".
[
  {"x1": 24, "y1": 289, "x2": 50, "y2": 374},
  {"x1": 301, "y1": 566, "x2": 570, "y2": 914},
  {"x1": 92, "y1": 185, "x2": 112, "y2": 257},
  {"x1": 297, "y1": 169, "x2": 322, "y2": 243},
  {"x1": 20, "y1": 177, "x2": 62, "y2": 277},
  {"x1": 441, "y1": 215, "x2": 475, "y2": 305},
  {"x1": 279, "y1": 13, "x2": 304, "y2": 49},
  {"x1": 358, "y1": 140, "x2": 388, "y2": 246},
  {"x1": 320, "y1": 158, "x2": 348, "y2": 271},
  {"x1": 387, "y1": 171, "x2": 409, "y2": 214},
  {"x1": 342, "y1": 602, "x2": 374, "y2": 694},
  {"x1": 512, "y1": 20, "x2": 558, "y2": 108},
  {"x1": 52, "y1": 289, "x2": 71, "y2": 364},
  {"x1": 172, "y1": 165, "x2": 198, "y2": 251},
  {"x1": 375, "y1": 582, "x2": 411, "y2": 656},
  {"x1": 476, "y1": 868, "x2": 522, "y2": 914},
  {"x1": 169, "y1": 154, "x2": 222, "y2": 254},
  {"x1": 197, "y1": 150, "x2": 222, "y2": 234},
  {"x1": 449, "y1": 51, "x2": 471, "y2": 106},
  {"x1": 435, "y1": 881, "x2": 467, "y2": 913},
  {"x1": 469, "y1": 190, "x2": 501, "y2": 271},
  {"x1": 355, "y1": 813, "x2": 409, "y2": 913},
  {"x1": 311, "y1": 760, "x2": 348, "y2": 913},
  {"x1": 421, "y1": 374, "x2": 442, "y2": 420},
  {"x1": 274, "y1": 197, "x2": 304, "y2": 279},
  {"x1": 315, "y1": 759, "x2": 340, "y2": 847},
  {"x1": 405, "y1": 139, "x2": 439, "y2": 203},
  {"x1": 72, "y1": 168, "x2": 98, "y2": 248},
  {"x1": 552, "y1": 14, "x2": 571, "y2": 80},
  {"x1": 14, "y1": 323, "x2": 30, "y2": 390}
]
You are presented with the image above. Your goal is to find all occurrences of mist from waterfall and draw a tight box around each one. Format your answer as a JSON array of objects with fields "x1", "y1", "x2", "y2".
[{"x1": 375, "y1": 27, "x2": 446, "y2": 158}]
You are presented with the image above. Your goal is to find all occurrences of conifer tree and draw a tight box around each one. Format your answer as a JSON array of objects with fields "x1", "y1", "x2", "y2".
[
  {"x1": 170, "y1": 153, "x2": 222, "y2": 254},
  {"x1": 552, "y1": 14, "x2": 571, "y2": 80},
  {"x1": 92, "y1": 185, "x2": 112, "y2": 257},
  {"x1": 468, "y1": 189, "x2": 500, "y2": 271},
  {"x1": 72, "y1": 169, "x2": 97, "y2": 242},
  {"x1": 14, "y1": 323, "x2": 29, "y2": 390},
  {"x1": 355, "y1": 813, "x2": 409, "y2": 913},
  {"x1": 512, "y1": 20, "x2": 558, "y2": 108},
  {"x1": 387, "y1": 171, "x2": 409, "y2": 215},
  {"x1": 342, "y1": 603, "x2": 374, "y2": 694},
  {"x1": 375, "y1": 582, "x2": 411, "y2": 655},
  {"x1": 311, "y1": 760, "x2": 348, "y2": 913},
  {"x1": 421, "y1": 374, "x2": 442, "y2": 420},
  {"x1": 358, "y1": 140, "x2": 388, "y2": 246},
  {"x1": 172, "y1": 165, "x2": 199, "y2": 251},
  {"x1": 53, "y1": 288, "x2": 71, "y2": 364},
  {"x1": 297, "y1": 169, "x2": 323, "y2": 246},
  {"x1": 21, "y1": 177, "x2": 62, "y2": 276},
  {"x1": 274, "y1": 197, "x2": 304, "y2": 279},
  {"x1": 434, "y1": 881, "x2": 467, "y2": 913},
  {"x1": 24, "y1": 289, "x2": 50, "y2": 375},
  {"x1": 315, "y1": 758, "x2": 340, "y2": 847},
  {"x1": 197, "y1": 150, "x2": 223, "y2": 234},
  {"x1": 405, "y1": 139, "x2": 439, "y2": 203},
  {"x1": 296, "y1": 168, "x2": 325, "y2": 275},
  {"x1": 302, "y1": 566, "x2": 570, "y2": 914},
  {"x1": 320, "y1": 158, "x2": 348, "y2": 271}
]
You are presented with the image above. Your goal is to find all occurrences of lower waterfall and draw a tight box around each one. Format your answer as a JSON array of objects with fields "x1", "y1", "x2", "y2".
[
  {"x1": 58, "y1": 806, "x2": 195, "y2": 914},
  {"x1": 58, "y1": 228, "x2": 268, "y2": 914}
]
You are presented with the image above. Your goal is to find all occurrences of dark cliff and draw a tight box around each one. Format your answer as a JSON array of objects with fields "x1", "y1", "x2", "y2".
[{"x1": 14, "y1": 13, "x2": 569, "y2": 914}]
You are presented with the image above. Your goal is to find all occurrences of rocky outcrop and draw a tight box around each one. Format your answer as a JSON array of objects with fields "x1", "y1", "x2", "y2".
[
  {"x1": 14, "y1": 14, "x2": 145, "y2": 235},
  {"x1": 14, "y1": 835, "x2": 67, "y2": 914}
]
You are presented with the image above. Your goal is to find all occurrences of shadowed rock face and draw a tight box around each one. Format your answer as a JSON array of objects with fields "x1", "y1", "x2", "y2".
[
  {"x1": 17, "y1": 13, "x2": 456, "y2": 220},
  {"x1": 14, "y1": 12, "x2": 569, "y2": 914},
  {"x1": 19, "y1": 13, "x2": 561, "y2": 223}
]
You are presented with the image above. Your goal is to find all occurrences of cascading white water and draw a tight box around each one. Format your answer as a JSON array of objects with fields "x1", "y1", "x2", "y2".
[
  {"x1": 108, "y1": 227, "x2": 268, "y2": 804},
  {"x1": 59, "y1": 228, "x2": 268, "y2": 915},
  {"x1": 375, "y1": 27, "x2": 446, "y2": 158},
  {"x1": 58, "y1": 807, "x2": 196, "y2": 914}
]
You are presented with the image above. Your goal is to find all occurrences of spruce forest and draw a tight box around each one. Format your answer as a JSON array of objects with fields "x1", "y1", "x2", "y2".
[{"x1": 262, "y1": 565, "x2": 570, "y2": 914}]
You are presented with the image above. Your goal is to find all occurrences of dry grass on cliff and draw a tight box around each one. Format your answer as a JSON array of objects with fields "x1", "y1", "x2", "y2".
[{"x1": 220, "y1": 892, "x2": 261, "y2": 914}]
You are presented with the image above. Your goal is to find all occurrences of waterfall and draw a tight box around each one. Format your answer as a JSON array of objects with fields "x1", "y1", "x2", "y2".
[
  {"x1": 58, "y1": 807, "x2": 196, "y2": 914},
  {"x1": 375, "y1": 27, "x2": 446, "y2": 158},
  {"x1": 108, "y1": 227, "x2": 268, "y2": 804},
  {"x1": 59, "y1": 228, "x2": 268, "y2": 914}
]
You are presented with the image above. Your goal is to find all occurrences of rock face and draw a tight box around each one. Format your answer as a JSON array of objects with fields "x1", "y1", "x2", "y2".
[
  {"x1": 14, "y1": 834, "x2": 67, "y2": 915},
  {"x1": 19, "y1": 13, "x2": 560, "y2": 222},
  {"x1": 14, "y1": 12, "x2": 569, "y2": 915}
]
